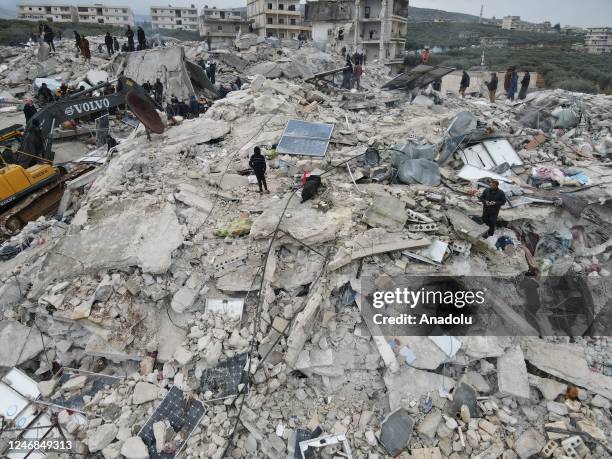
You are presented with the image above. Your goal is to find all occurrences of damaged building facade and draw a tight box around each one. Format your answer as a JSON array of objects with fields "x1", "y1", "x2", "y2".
[
  {"x1": 246, "y1": 0, "x2": 311, "y2": 40},
  {"x1": 199, "y1": 6, "x2": 249, "y2": 48},
  {"x1": 306, "y1": 0, "x2": 409, "y2": 71}
]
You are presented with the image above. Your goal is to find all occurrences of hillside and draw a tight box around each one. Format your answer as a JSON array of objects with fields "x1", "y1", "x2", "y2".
[{"x1": 408, "y1": 5, "x2": 480, "y2": 23}]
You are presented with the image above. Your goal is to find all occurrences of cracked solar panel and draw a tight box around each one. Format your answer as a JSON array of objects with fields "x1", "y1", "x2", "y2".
[
  {"x1": 199, "y1": 353, "x2": 248, "y2": 401},
  {"x1": 137, "y1": 386, "x2": 206, "y2": 459},
  {"x1": 276, "y1": 120, "x2": 334, "y2": 157},
  {"x1": 50, "y1": 369, "x2": 121, "y2": 410}
]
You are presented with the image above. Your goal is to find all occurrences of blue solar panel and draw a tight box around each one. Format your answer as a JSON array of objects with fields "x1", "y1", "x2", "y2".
[{"x1": 276, "y1": 120, "x2": 334, "y2": 157}]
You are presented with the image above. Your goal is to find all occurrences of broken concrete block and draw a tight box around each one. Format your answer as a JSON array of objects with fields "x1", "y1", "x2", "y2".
[
  {"x1": 62, "y1": 375, "x2": 88, "y2": 392},
  {"x1": 173, "y1": 346, "x2": 194, "y2": 366},
  {"x1": 0, "y1": 321, "x2": 44, "y2": 367},
  {"x1": 121, "y1": 436, "x2": 149, "y2": 459},
  {"x1": 412, "y1": 447, "x2": 443, "y2": 459},
  {"x1": 497, "y1": 345, "x2": 530, "y2": 399},
  {"x1": 88, "y1": 423, "x2": 118, "y2": 452},
  {"x1": 132, "y1": 382, "x2": 159, "y2": 405},
  {"x1": 363, "y1": 195, "x2": 408, "y2": 231},
  {"x1": 590, "y1": 394, "x2": 610, "y2": 409},
  {"x1": 528, "y1": 373, "x2": 567, "y2": 401},
  {"x1": 171, "y1": 285, "x2": 199, "y2": 313},
  {"x1": 514, "y1": 429, "x2": 545, "y2": 459},
  {"x1": 417, "y1": 409, "x2": 442, "y2": 440},
  {"x1": 385, "y1": 366, "x2": 455, "y2": 411},
  {"x1": 379, "y1": 408, "x2": 415, "y2": 457}
]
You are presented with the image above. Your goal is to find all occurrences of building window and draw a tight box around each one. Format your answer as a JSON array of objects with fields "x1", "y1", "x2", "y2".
[
  {"x1": 278, "y1": 18, "x2": 284, "y2": 24},
  {"x1": 291, "y1": 33, "x2": 295, "y2": 38},
  {"x1": 278, "y1": 4, "x2": 284, "y2": 10},
  {"x1": 280, "y1": 33, "x2": 285, "y2": 38},
  {"x1": 268, "y1": 3, "x2": 272, "y2": 10},
  {"x1": 217, "y1": 25, "x2": 222, "y2": 30},
  {"x1": 288, "y1": 4, "x2": 295, "y2": 10},
  {"x1": 290, "y1": 18, "x2": 296, "y2": 25},
  {"x1": 235, "y1": 25, "x2": 240, "y2": 31},
  {"x1": 364, "y1": 6, "x2": 371, "y2": 18},
  {"x1": 267, "y1": 17, "x2": 273, "y2": 24}
]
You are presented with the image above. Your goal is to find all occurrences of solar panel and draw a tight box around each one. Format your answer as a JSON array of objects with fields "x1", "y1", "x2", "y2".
[
  {"x1": 382, "y1": 64, "x2": 456, "y2": 90},
  {"x1": 199, "y1": 353, "x2": 248, "y2": 401},
  {"x1": 51, "y1": 370, "x2": 121, "y2": 411},
  {"x1": 137, "y1": 386, "x2": 206, "y2": 459},
  {"x1": 276, "y1": 120, "x2": 334, "y2": 157}
]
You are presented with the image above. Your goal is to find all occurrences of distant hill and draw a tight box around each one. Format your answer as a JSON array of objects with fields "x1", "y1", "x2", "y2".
[
  {"x1": 0, "y1": 7, "x2": 17, "y2": 19},
  {"x1": 409, "y1": 6, "x2": 480, "y2": 23}
]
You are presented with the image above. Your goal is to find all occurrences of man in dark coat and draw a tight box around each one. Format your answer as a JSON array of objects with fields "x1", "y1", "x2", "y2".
[
  {"x1": 37, "y1": 83, "x2": 53, "y2": 104},
  {"x1": 153, "y1": 78, "x2": 163, "y2": 105},
  {"x1": 519, "y1": 71, "x2": 531, "y2": 100},
  {"x1": 249, "y1": 146, "x2": 268, "y2": 193},
  {"x1": 480, "y1": 180, "x2": 507, "y2": 237},
  {"x1": 137, "y1": 26, "x2": 146, "y2": 50},
  {"x1": 459, "y1": 70, "x2": 470, "y2": 98},
  {"x1": 125, "y1": 26, "x2": 135, "y2": 51},
  {"x1": 188, "y1": 95, "x2": 200, "y2": 117},
  {"x1": 113, "y1": 36, "x2": 120, "y2": 52},
  {"x1": 486, "y1": 72, "x2": 498, "y2": 103},
  {"x1": 43, "y1": 24, "x2": 55, "y2": 52},
  {"x1": 104, "y1": 32, "x2": 114, "y2": 56},
  {"x1": 504, "y1": 67, "x2": 513, "y2": 93},
  {"x1": 23, "y1": 99, "x2": 37, "y2": 123}
]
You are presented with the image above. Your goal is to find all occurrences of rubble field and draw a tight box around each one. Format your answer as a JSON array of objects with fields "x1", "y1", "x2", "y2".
[{"x1": 0, "y1": 34, "x2": 611, "y2": 459}]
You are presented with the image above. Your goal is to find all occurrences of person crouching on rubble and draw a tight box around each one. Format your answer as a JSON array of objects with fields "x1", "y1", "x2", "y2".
[
  {"x1": 249, "y1": 146, "x2": 269, "y2": 193},
  {"x1": 479, "y1": 180, "x2": 507, "y2": 238}
]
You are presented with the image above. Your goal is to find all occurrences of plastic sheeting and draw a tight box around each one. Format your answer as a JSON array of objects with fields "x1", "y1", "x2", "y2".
[
  {"x1": 552, "y1": 107, "x2": 580, "y2": 129},
  {"x1": 447, "y1": 111, "x2": 477, "y2": 138},
  {"x1": 396, "y1": 158, "x2": 440, "y2": 186}
]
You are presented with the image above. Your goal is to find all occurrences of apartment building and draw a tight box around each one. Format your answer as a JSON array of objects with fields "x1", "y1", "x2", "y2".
[
  {"x1": 199, "y1": 6, "x2": 248, "y2": 48},
  {"x1": 585, "y1": 27, "x2": 612, "y2": 55},
  {"x1": 305, "y1": 0, "x2": 409, "y2": 71},
  {"x1": 151, "y1": 4, "x2": 199, "y2": 31},
  {"x1": 17, "y1": 3, "x2": 77, "y2": 22},
  {"x1": 501, "y1": 15, "x2": 520, "y2": 30},
  {"x1": 76, "y1": 4, "x2": 134, "y2": 26},
  {"x1": 246, "y1": 0, "x2": 311, "y2": 40}
]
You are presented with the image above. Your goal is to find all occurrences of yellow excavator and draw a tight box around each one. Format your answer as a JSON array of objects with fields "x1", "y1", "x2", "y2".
[{"x1": 0, "y1": 76, "x2": 164, "y2": 236}]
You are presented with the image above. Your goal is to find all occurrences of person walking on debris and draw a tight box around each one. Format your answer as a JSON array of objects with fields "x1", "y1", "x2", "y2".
[
  {"x1": 508, "y1": 68, "x2": 518, "y2": 101},
  {"x1": 249, "y1": 146, "x2": 269, "y2": 193},
  {"x1": 342, "y1": 58, "x2": 353, "y2": 89},
  {"x1": 208, "y1": 62, "x2": 217, "y2": 84},
  {"x1": 105, "y1": 32, "x2": 114, "y2": 56},
  {"x1": 113, "y1": 36, "x2": 120, "y2": 52},
  {"x1": 80, "y1": 36, "x2": 91, "y2": 62},
  {"x1": 23, "y1": 99, "x2": 37, "y2": 123},
  {"x1": 125, "y1": 25, "x2": 135, "y2": 51},
  {"x1": 206, "y1": 32, "x2": 212, "y2": 51},
  {"x1": 486, "y1": 72, "x2": 498, "y2": 103},
  {"x1": 137, "y1": 26, "x2": 146, "y2": 50},
  {"x1": 459, "y1": 70, "x2": 470, "y2": 98},
  {"x1": 189, "y1": 95, "x2": 200, "y2": 118},
  {"x1": 43, "y1": 25, "x2": 55, "y2": 52},
  {"x1": 519, "y1": 71, "x2": 530, "y2": 100},
  {"x1": 153, "y1": 78, "x2": 164, "y2": 105},
  {"x1": 352, "y1": 63, "x2": 363, "y2": 90},
  {"x1": 504, "y1": 67, "x2": 513, "y2": 94},
  {"x1": 479, "y1": 180, "x2": 507, "y2": 238}
]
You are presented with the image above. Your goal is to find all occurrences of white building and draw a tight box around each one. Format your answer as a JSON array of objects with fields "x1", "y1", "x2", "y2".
[
  {"x1": 151, "y1": 4, "x2": 199, "y2": 31},
  {"x1": 247, "y1": 0, "x2": 311, "y2": 40},
  {"x1": 501, "y1": 15, "x2": 520, "y2": 30},
  {"x1": 306, "y1": 0, "x2": 409, "y2": 71},
  {"x1": 585, "y1": 27, "x2": 612, "y2": 55},
  {"x1": 17, "y1": 3, "x2": 77, "y2": 22},
  {"x1": 199, "y1": 6, "x2": 248, "y2": 47},
  {"x1": 76, "y1": 4, "x2": 134, "y2": 26}
]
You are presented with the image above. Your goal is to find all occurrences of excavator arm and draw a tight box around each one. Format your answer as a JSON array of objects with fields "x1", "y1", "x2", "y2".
[{"x1": 18, "y1": 76, "x2": 164, "y2": 165}]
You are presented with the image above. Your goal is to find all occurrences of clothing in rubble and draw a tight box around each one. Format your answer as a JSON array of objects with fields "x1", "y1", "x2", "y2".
[
  {"x1": 249, "y1": 146, "x2": 268, "y2": 192},
  {"x1": 479, "y1": 182, "x2": 507, "y2": 237}
]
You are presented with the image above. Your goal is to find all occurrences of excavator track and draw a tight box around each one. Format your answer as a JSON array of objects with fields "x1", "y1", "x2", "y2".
[{"x1": 0, "y1": 164, "x2": 95, "y2": 237}]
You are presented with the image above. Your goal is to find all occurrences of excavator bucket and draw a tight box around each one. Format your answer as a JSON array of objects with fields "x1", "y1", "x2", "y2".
[{"x1": 126, "y1": 91, "x2": 165, "y2": 134}]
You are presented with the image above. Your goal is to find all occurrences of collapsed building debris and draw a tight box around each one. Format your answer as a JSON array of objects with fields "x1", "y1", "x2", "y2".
[{"x1": 0, "y1": 29, "x2": 611, "y2": 459}]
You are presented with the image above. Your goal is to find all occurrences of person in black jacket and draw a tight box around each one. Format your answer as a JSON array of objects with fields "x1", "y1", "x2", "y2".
[
  {"x1": 486, "y1": 72, "x2": 498, "y2": 103},
  {"x1": 23, "y1": 99, "x2": 37, "y2": 123},
  {"x1": 249, "y1": 146, "x2": 268, "y2": 193},
  {"x1": 459, "y1": 70, "x2": 470, "y2": 98},
  {"x1": 479, "y1": 180, "x2": 507, "y2": 237},
  {"x1": 153, "y1": 79, "x2": 163, "y2": 105},
  {"x1": 43, "y1": 24, "x2": 55, "y2": 52},
  {"x1": 125, "y1": 26, "x2": 135, "y2": 51},
  {"x1": 104, "y1": 32, "x2": 114, "y2": 56},
  {"x1": 137, "y1": 26, "x2": 146, "y2": 50},
  {"x1": 519, "y1": 71, "x2": 531, "y2": 100}
]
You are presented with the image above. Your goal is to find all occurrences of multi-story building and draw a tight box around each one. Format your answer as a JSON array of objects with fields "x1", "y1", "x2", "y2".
[
  {"x1": 247, "y1": 0, "x2": 311, "y2": 40},
  {"x1": 585, "y1": 27, "x2": 612, "y2": 54},
  {"x1": 150, "y1": 4, "x2": 199, "y2": 31},
  {"x1": 480, "y1": 36, "x2": 509, "y2": 48},
  {"x1": 17, "y1": 3, "x2": 77, "y2": 22},
  {"x1": 501, "y1": 15, "x2": 520, "y2": 30},
  {"x1": 305, "y1": 0, "x2": 409, "y2": 71},
  {"x1": 199, "y1": 6, "x2": 248, "y2": 47},
  {"x1": 76, "y1": 4, "x2": 134, "y2": 26}
]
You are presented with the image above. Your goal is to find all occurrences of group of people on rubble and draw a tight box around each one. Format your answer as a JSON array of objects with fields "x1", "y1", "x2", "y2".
[
  {"x1": 341, "y1": 49, "x2": 366, "y2": 90},
  {"x1": 164, "y1": 94, "x2": 211, "y2": 119},
  {"x1": 455, "y1": 67, "x2": 531, "y2": 102}
]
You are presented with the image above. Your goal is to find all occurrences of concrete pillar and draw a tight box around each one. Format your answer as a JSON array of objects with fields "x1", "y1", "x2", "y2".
[
  {"x1": 354, "y1": 0, "x2": 360, "y2": 50},
  {"x1": 380, "y1": 0, "x2": 387, "y2": 61}
]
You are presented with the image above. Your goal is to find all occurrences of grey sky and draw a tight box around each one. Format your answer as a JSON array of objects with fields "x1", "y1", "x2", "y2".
[
  {"x1": 3, "y1": 0, "x2": 610, "y2": 27},
  {"x1": 410, "y1": 0, "x2": 611, "y2": 28}
]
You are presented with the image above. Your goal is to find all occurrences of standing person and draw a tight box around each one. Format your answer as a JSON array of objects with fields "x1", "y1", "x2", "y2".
[
  {"x1": 352, "y1": 63, "x2": 363, "y2": 90},
  {"x1": 188, "y1": 95, "x2": 200, "y2": 118},
  {"x1": 479, "y1": 180, "x2": 507, "y2": 238},
  {"x1": 137, "y1": 26, "x2": 146, "y2": 50},
  {"x1": 421, "y1": 46, "x2": 430, "y2": 64},
  {"x1": 519, "y1": 71, "x2": 531, "y2": 100},
  {"x1": 432, "y1": 78, "x2": 442, "y2": 92},
  {"x1": 113, "y1": 36, "x2": 120, "y2": 52},
  {"x1": 486, "y1": 72, "x2": 498, "y2": 103},
  {"x1": 104, "y1": 32, "x2": 114, "y2": 56},
  {"x1": 60, "y1": 81, "x2": 68, "y2": 96},
  {"x1": 342, "y1": 58, "x2": 353, "y2": 89},
  {"x1": 508, "y1": 69, "x2": 518, "y2": 101},
  {"x1": 153, "y1": 78, "x2": 164, "y2": 105},
  {"x1": 459, "y1": 70, "x2": 470, "y2": 98},
  {"x1": 503, "y1": 67, "x2": 513, "y2": 94},
  {"x1": 73, "y1": 31, "x2": 81, "y2": 51},
  {"x1": 206, "y1": 32, "x2": 212, "y2": 51},
  {"x1": 80, "y1": 36, "x2": 91, "y2": 62},
  {"x1": 23, "y1": 99, "x2": 37, "y2": 123},
  {"x1": 249, "y1": 146, "x2": 269, "y2": 193},
  {"x1": 43, "y1": 24, "x2": 55, "y2": 52},
  {"x1": 341, "y1": 46, "x2": 346, "y2": 59},
  {"x1": 37, "y1": 83, "x2": 53, "y2": 104},
  {"x1": 125, "y1": 25, "x2": 135, "y2": 51},
  {"x1": 209, "y1": 62, "x2": 216, "y2": 84}
]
